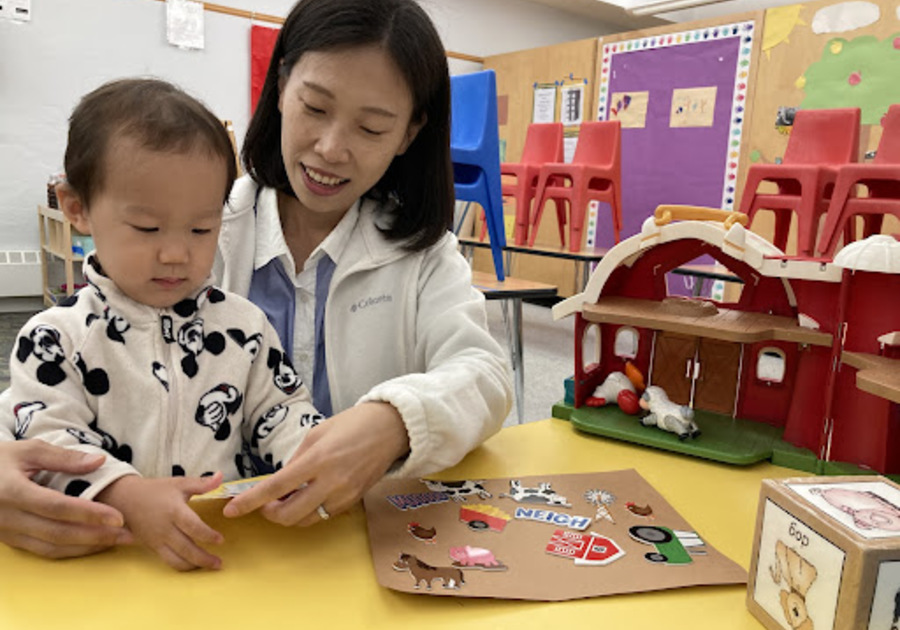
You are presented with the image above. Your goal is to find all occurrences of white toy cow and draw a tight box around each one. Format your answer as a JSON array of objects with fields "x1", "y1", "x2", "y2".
[{"x1": 638, "y1": 386, "x2": 700, "y2": 440}]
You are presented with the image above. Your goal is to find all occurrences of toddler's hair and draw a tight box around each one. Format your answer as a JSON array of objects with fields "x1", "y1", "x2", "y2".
[{"x1": 64, "y1": 78, "x2": 237, "y2": 206}]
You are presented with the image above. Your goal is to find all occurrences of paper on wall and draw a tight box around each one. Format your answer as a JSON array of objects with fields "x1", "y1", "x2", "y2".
[
  {"x1": 811, "y1": 1, "x2": 880, "y2": 34},
  {"x1": 532, "y1": 84, "x2": 557, "y2": 124},
  {"x1": 560, "y1": 84, "x2": 585, "y2": 126},
  {"x1": 0, "y1": 0, "x2": 31, "y2": 22},
  {"x1": 609, "y1": 91, "x2": 649, "y2": 129},
  {"x1": 670, "y1": 87, "x2": 718, "y2": 128},
  {"x1": 167, "y1": 0, "x2": 205, "y2": 51}
]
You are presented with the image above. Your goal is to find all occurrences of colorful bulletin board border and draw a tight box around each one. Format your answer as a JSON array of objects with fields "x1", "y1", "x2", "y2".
[{"x1": 597, "y1": 21, "x2": 756, "y2": 212}]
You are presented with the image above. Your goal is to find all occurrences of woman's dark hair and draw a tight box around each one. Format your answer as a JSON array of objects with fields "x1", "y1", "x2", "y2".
[
  {"x1": 64, "y1": 78, "x2": 237, "y2": 207},
  {"x1": 242, "y1": 0, "x2": 453, "y2": 251}
]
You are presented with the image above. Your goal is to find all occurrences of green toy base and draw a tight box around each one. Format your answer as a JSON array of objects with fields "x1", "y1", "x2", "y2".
[{"x1": 552, "y1": 400, "x2": 822, "y2": 470}]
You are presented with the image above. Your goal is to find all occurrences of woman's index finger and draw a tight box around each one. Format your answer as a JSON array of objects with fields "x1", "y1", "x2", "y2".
[{"x1": 222, "y1": 472, "x2": 308, "y2": 518}]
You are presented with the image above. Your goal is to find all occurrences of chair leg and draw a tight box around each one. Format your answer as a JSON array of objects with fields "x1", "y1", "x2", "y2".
[
  {"x1": 483, "y1": 170, "x2": 507, "y2": 281},
  {"x1": 612, "y1": 183, "x2": 622, "y2": 243},
  {"x1": 771, "y1": 208, "x2": 791, "y2": 253},
  {"x1": 512, "y1": 180, "x2": 531, "y2": 246},
  {"x1": 554, "y1": 199, "x2": 568, "y2": 248},
  {"x1": 528, "y1": 172, "x2": 552, "y2": 248},
  {"x1": 862, "y1": 214, "x2": 885, "y2": 239},
  {"x1": 568, "y1": 189, "x2": 589, "y2": 253},
  {"x1": 796, "y1": 192, "x2": 822, "y2": 257},
  {"x1": 818, "y1": 175, "x2": 856, "y2": 257}
]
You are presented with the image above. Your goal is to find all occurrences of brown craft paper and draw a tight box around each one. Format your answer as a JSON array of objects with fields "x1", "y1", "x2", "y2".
[{"x1": 363, "y1": 469, "x2": 747, "y2": 601}]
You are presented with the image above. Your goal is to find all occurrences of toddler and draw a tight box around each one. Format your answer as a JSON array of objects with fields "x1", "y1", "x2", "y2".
[{"x1": 9, "y1": 78, "x2": 323, "y2": 570}]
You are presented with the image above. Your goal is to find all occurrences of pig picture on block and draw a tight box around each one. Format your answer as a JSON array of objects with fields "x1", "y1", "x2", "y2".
[{"x1": 748, "y1": 476, "x2": 900, "y2": 630}]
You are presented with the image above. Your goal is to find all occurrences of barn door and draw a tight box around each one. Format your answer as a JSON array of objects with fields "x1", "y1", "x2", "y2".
[
  {"x1": 693, "y1": 338, "x2": 742, "y2": 414},
  {"x1": 650, "y1": 332, "x2": 696, "y2": 406}
]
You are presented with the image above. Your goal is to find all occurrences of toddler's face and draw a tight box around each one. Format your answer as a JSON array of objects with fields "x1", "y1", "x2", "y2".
[{"x1": 79, "y1": 137, "x2": 227, "y2": 308}]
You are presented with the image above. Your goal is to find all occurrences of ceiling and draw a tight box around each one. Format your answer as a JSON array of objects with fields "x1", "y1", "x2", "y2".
[
  {"x1": 520, "y1": 0, "x2": 672, "y2": 31},
  {"x1": 525, "y1": 0, "x2": 805, "y2": 28}
]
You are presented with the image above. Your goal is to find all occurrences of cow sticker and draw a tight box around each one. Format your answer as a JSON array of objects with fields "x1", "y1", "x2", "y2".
[
  {"x1": 420, "y1": 479, "x2": 492, "y2": 502},
  {"x1": 500, "y1": 480, "x2": 571, "y2": 508}
]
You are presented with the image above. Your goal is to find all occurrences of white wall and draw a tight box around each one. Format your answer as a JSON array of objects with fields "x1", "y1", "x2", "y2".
[{"x1": 0, "y1": 0, "x2": 618, "y2": 254}]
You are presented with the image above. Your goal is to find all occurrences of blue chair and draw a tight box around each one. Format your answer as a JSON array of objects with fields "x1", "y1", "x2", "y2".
[{"x1": 451, "y1": 70, "x2": 506, "y2": 280}]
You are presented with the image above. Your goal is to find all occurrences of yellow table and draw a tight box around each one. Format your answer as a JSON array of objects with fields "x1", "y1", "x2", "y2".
[{"x1": 0, "y1": 419, "x2": 805, "y2": 630}]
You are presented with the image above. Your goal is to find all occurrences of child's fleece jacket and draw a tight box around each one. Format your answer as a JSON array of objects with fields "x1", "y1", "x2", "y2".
[{"x1": 9, "y1": 255, "x2": 323, "y2": 500}]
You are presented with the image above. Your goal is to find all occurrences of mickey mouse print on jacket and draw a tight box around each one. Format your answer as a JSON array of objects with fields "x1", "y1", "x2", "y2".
[{"x1": 9, "y1": 255, "x2": 323, "y2": 500}]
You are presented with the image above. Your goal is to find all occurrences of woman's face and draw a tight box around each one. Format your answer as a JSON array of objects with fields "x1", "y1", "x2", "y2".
[{"x1": 278, "y1": 45, "x2": 422, "y2": 219}]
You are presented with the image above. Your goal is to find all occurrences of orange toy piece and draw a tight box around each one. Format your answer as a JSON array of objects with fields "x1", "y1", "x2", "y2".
[{"x1": 625, "y1": 361, "x2": 646, "y2": 391}]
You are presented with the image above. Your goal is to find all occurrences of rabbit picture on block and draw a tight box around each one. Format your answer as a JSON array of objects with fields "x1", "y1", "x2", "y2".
[{"x1": 748, "y1": 476, "x2": 900, "y2": 630}]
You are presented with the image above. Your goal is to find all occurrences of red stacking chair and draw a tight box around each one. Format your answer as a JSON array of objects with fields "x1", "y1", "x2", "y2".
[
  {"x1": 818, "y1": 104, "x2": 900, "y2": 258},
  {"x1": 738, "y1": 108, "x2": 860, "y2": 257},
  {"x1": 528, "y1": 120, "x2": 622, "y2": 252},
  {"x1": 498, "y1": 123, "x2": 564, "y2": 246}
]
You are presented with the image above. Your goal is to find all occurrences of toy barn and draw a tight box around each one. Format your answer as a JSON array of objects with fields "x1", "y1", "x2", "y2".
[{"x1": 552, "y1": 205, "x2": 900, "y2": 477}]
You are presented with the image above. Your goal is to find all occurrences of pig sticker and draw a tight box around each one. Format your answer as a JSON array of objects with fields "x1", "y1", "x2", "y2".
[{"x1": 448, "y1": 545, "x2": 508, "y2": 571}]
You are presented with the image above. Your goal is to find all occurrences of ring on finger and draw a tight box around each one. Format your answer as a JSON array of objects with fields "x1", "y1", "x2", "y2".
[{"x1": 317, "y1": 504, "x2": 330, "y2": 521}]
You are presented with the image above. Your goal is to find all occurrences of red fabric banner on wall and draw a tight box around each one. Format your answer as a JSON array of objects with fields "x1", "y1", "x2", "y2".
[{"x1": 251, "y1": 25, "x2": 280, "y2": 113}]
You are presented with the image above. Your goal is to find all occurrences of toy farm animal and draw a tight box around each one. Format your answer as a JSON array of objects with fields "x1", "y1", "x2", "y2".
[
  {"x1": 448, "y1": 546, "x2": 507, "y2": 571},
  {"x1": 638, "y1": 386, "x2": 700, "y2": 440},
  {"x1": 420, "y1": 479, "x2": 492, "y2": 502},
  {"x1": 392, "y1": 553, "x2": 465, "y2": 590},
  {"x1": 585, "y1": 372, "x2": 641, "y2": 414}
]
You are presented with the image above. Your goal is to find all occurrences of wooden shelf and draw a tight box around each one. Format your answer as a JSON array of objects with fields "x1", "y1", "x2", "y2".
[
  {"x1": 581, "y1": 296, "x2": 834, "y2": 347},
  {"x1": 37, "y1": 205, "x2": 85, "y2": 307},
  {"x1": 841, "y1": 351, "x2": 900, "y2": 404}
]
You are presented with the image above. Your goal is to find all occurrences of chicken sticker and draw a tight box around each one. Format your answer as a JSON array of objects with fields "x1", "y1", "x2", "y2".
[{"x1": 407, "y1": 522, "x2": 437, "y2": 543}]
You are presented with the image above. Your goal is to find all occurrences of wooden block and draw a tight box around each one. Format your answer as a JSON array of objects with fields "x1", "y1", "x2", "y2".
[{"x1": 747, "y1": 475, "x2": 900, "y2": 630}]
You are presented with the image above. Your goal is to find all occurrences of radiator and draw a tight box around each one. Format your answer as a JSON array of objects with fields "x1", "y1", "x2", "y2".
[{"x1": 0, "y1": 250, "x2": 42, "y2": 297}]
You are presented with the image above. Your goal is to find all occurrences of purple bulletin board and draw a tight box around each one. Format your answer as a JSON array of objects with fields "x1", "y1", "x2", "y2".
[{"x1": 589, "y1": 22, "x2": 755, "y2": 295}]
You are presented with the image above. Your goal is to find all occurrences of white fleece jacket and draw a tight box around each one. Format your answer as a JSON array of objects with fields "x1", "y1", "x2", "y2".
[
  {"x1": 213, "y1": 175, "x2": 513, "y2": 477},
  {"x1": 6, "y1": 255, "x2": 322, "y2": 500}
]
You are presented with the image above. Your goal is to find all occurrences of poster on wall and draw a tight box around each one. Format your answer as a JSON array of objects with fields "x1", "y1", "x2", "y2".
[
  {"x1": 609, "y1": 91, "x2": 649, "y2": 128},
  {"x1": 595, "y1": 21, "x2": 756, "y2": 296},
  {"x1": 560, "y1": 83, "x2": 586, "y2": 126},
  {"x1": 533, "y1": 83, "x2": 558, "y2": 123},
  {"x1": 670, "y1": 87, "x2": 718, "y2": 128}
]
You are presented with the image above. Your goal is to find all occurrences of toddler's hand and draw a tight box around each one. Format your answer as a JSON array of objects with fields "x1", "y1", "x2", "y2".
[{"x1": 96, "y1": 472, "x2": 225, "y2": 571}]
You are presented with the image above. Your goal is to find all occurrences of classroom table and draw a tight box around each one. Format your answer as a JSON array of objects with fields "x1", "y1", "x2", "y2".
[
  {"x1": 471, "y1": 270, "x2": 558, "y2": 424},
  {"x1": 0, "y1": 418, "x2": 804, "y2": 630},
  {"x1": 459, "y1": 236, "x2": 744, "y2": 297},
  {"x1": 459, "y1": 235, "x2": 608, "y2": 292}
]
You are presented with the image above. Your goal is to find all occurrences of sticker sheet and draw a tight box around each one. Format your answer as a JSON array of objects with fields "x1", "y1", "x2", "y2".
[{"x1": 364, "y1": 469, "x2": 746, "y2": 600}]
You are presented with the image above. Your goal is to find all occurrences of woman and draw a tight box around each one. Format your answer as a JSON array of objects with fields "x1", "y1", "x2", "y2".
[{"x1": 0, "y1": 0, "x2": 512, "y2": 555}]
